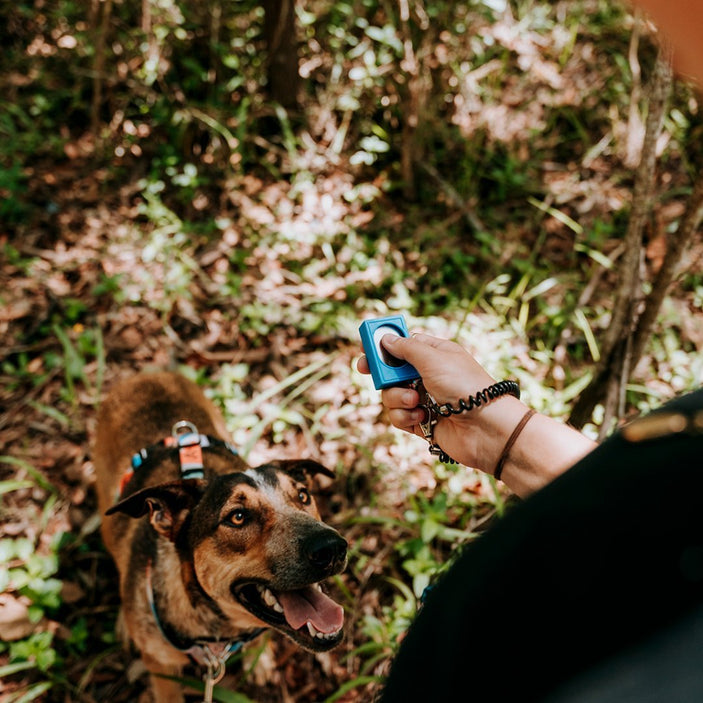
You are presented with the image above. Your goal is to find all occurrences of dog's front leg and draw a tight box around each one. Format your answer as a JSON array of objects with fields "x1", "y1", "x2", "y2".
[{"x1": 141, "y1": 652, "x2": 187, "y2": 703}]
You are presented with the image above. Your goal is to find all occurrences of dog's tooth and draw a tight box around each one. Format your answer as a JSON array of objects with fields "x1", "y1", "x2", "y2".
[
  {"x1": 306, "y1": 622, "x2": 338, "y2": 640},
  {"x1": 259, "y1": 586, "x2": 284, "y2": 613}
]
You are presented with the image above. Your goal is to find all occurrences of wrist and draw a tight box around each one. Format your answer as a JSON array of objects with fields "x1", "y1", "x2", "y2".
[
  {"x1": 433, "y1": 380, "x2": 521, "y2": 417},
  {"x1": 423, "y1": 380, "x2": 597, "y2": 497},
  {"x1": 493, "y1": 408, "x2": 538, "y2": 481},
  {"x1": 421, "y1": 380, "x2": 523, "y2": 467},
  {"x1": 471, "y1": 396, "x2": 532, "y2": 473},
  {"x1": 496, "y1": 411, "x2": 598, "y2": 496}
]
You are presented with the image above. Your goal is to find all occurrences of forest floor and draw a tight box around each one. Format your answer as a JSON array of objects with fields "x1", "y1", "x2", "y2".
[{"x1": 2, "y1": 1, "x2": 703, "y2": 701}]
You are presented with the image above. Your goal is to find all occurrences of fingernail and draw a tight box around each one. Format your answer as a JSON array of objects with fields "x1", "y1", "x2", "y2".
[{"x1": 403, "y1": 391, "x2": 416, "y2": 406}]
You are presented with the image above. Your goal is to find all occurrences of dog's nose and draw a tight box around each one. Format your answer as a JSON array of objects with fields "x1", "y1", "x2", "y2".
[{"x1": 304, "y1": 531, "x2": 347, "y2": 572}]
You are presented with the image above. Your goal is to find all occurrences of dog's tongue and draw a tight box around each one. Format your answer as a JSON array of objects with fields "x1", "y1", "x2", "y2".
[{"x1": 277, "y1": 587, "x2": 344, "y2": 634}]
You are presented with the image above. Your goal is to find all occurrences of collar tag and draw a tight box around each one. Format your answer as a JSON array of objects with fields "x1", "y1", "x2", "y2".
[
  {"x1": 172, "y1": 422, "x2": 205, "y2": 479},
  {"x1": 179, "y1": 442, "x2": 205, "y2": 478}
]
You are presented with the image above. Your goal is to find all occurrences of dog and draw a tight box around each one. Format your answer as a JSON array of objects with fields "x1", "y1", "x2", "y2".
[{"x1": 93, "y1": 371, "x2": 348, "y2": 703}]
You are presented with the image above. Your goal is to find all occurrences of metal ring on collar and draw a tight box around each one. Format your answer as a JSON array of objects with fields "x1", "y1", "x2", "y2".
[{"x1": 172, "y1": 420, "x2": 199, "y2": 437}]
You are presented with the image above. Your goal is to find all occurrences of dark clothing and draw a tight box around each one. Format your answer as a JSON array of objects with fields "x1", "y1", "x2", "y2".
[{"x1": 380, "y1": 389, "x2": 703, "y2": 702}]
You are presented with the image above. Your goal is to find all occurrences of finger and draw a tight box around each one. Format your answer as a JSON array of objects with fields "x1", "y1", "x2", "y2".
[
  {"x1": 407, "y1": 332, "x2": 452, "y2": 349},
  {"x1": 357, "y1": 355, "x2": 370, "y2": 374},
  {"x1": 381, "y1": 386, "x2": 420, "y2": 410},
  {"x1": 387, "y1": 407, "x2": 426, "y2": 434}
]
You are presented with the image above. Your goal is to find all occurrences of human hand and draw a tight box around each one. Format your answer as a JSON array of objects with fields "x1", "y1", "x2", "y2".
[{"x1": 358, "y1": 332, "x2": 527, "y2": 473}]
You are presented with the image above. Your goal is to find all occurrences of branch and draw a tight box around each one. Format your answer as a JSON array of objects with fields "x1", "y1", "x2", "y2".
[
  {"x1": 631, "y1": 170, "x2": 703, "y2": 365},
  {"x1": 569, "y1": 42, "x2": 673, "y2": 429}
]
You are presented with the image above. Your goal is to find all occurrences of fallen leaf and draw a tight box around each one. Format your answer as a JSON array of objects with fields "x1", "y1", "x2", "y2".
[{"x1": 0, "y1": 593, "x2": 35, "y2": 641}]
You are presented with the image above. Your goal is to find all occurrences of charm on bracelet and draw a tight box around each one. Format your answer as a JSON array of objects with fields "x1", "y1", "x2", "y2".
[{"x1": 411, "y1": 380, "x2": 457, "y2": 464}]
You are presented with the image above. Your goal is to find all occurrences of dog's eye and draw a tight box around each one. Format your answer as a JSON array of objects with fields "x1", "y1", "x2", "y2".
[
  {"x1": 224, "y1": 509, "x2": 248, "y2": 527},
  {"x1": 298, "y1": 488, "x2": 311, "y2": 505}
]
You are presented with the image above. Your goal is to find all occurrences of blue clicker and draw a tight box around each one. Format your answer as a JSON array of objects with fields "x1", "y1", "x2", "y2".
[{"x1": 359, "y1": 315, "x2": 421, "y2": 389}]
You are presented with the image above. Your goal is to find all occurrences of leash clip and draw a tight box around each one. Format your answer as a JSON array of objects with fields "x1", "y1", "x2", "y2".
[
  {"x1": 413, "y1": 380, "x2": 438, "y2": 444},
  {"x1": 419, "y1": 404, "x2": 439, "y2": 444},
  {"x1": 411, "y1": 380, "x2": 458, "y2": 464},
  {"x1": 200, "y1": 645, "x2": 227, "y2": 703}
]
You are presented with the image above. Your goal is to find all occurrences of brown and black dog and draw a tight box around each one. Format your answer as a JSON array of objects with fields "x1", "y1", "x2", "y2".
[{"x1": 93, "y1": 372, "x2": 348, "y2": 703}]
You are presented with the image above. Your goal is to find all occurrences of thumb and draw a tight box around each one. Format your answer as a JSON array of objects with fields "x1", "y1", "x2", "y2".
[
  {"x1": 380, "y1": 334, "x2": 423, "y2": 366},
  {"x1": 382, "y1": 332, "x2": 458, "y2": 368}
]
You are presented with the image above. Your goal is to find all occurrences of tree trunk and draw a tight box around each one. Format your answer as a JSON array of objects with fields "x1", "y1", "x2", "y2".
[
  {"x1": 91, "y1": 0, "x2": 113, "y2": 138},
  {"x1": 262, "y1": 0, "x2": 299, "y2": 109}
]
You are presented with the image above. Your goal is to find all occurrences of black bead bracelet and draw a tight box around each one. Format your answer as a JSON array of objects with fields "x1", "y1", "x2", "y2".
[
  {"x1": 419, "y1": 380, "x2": 522, "y2": 467},
  {"x1": 433, "y1": 380, "x2": 521, "y2": 417}
]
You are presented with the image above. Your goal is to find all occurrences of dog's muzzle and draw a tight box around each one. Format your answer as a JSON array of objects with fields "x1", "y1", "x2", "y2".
[{"x1": 302, "y1": 530, "x2": 348, "y2": 576}]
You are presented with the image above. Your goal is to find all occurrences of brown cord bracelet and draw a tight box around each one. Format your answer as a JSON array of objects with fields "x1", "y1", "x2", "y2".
[{"x1": 493, "y1": 408, "x2": 537, "y2": 481}]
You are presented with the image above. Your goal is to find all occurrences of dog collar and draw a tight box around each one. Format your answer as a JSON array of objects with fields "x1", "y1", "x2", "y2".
[
  {"x1": 144, "y1": 558, "x2": 266, "y2": 669},
  {"x1": 118, "y1": 421, "x2": 240, "y2": 498}
]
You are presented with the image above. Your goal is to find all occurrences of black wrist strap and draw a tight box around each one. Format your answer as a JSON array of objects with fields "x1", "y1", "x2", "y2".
[
  {"x1": 434, "y1": 381, "x2": 520, "y2": 417},
  {"x1": 422, "y1": 380, "x2": 522, "y2": 465}
]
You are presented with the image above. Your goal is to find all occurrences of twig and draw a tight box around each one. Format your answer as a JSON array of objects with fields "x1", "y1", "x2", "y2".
[
  {"x1": 419, "y1": 162, "x2": 485, "y2": 233},
  {"x1": 625, "y1": 9, "x2": 644, "y2": 168},
  {"x1": 552, "y1": 243, "x2": 625, "y2": 386},
  {"x1": 631, "y1": 168, "x2": 703, "y2": 364}
]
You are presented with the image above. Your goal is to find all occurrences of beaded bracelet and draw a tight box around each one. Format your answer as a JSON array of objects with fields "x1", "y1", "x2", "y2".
[{"x1": 433, "y1": 380, "x2": 520, "y2": 416}]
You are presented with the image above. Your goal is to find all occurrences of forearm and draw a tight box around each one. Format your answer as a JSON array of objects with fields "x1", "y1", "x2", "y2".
[
  {"x1": 470, "y1": 396, "x2": 597, "y2": 497},
  {"x1": 367, "y1": 332, "x2": 598, "y2": 497}
]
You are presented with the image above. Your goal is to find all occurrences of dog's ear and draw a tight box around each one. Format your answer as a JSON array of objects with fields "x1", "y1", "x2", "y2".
[
  {"x1": 105, "y1": 479, "x2": 206, "y2": 541},
  {"x1": 270, "y1": 459, "x2": 335, "y2": 481}
]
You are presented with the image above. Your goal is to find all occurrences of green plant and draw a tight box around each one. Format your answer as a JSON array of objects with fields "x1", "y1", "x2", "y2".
[
  {"x1": 352, "y1": 576, "x2": 417, "y2": 677},
  {"x1": 396, "y1": 492, "x2": 479, "y2": 598},
  {"x1": 0, "y1": 531, "x2": 63, "y2": 701},
  {"x1": 52, "y1": 324, "x2": 105, "y2": 406},
  {"x1": 0, "y1": 466, "x2": 107, "y2": 701},
  {"x1": 0, "y1": 162, "x2": 29, "y2": 223},
  {"x1": 0, "y1": 541, "x2": 62, "y2": 616},
  {"x1": 210, "y1": 356, "x2": 333, "y2": 458},
  {"x1": 345, "y1": 482, "x2": 492, "y2": 689}
]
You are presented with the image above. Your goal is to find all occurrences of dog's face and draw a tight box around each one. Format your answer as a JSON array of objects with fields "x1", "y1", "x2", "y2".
[{"x1": 107, "y1": 460, "x2": 347, "y2": 651}]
